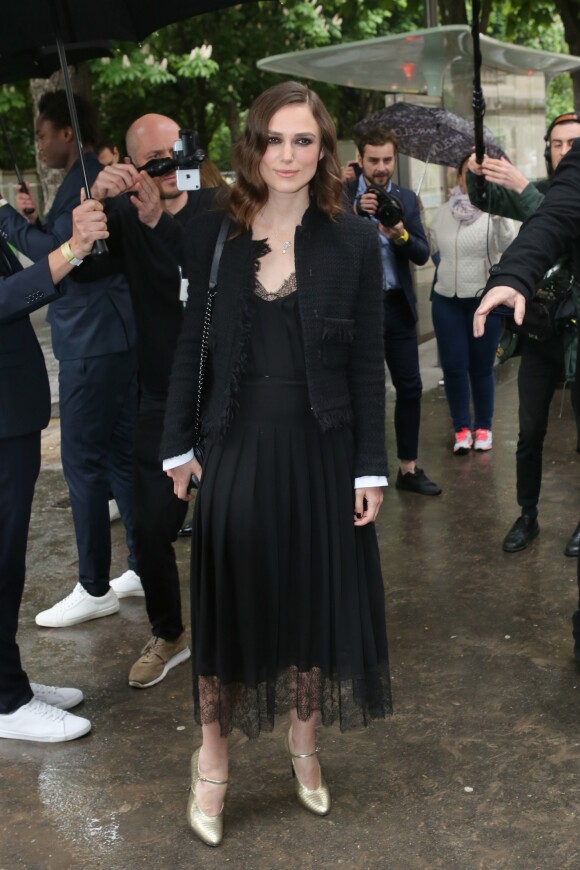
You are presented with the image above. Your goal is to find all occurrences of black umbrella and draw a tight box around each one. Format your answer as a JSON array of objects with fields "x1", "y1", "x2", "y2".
[
  {"x1": 0, "y1": 0, "x2": 256, "y2": 252},
  {"x1": 0, "y1": 42, "x2": 111, "y2": 85},
  {"x1": 353, "y1": 103, "x2": 506, "y2": 169},
  {"x1": 0, "y1": 1, "x2": 246, "y2": 54}
]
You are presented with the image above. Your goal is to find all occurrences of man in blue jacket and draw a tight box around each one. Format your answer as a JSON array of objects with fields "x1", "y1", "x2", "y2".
[
  {"x1": 345, "y1": 127, "x2": 441, "y2": 495},
  {"x1": 0, "y1": 197, "x2": 107, "y2": 741},
  {"x1": 0, "y1": 91, "x2": 139, "y2": 628}
]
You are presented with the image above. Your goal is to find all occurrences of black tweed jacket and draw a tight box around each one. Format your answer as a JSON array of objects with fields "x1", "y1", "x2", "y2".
[{"x1": 161, "y1": 203, "x2": 388, "y2": 478}]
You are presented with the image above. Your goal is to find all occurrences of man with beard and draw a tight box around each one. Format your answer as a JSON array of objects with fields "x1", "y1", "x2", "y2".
[
  {"x1": 344, "y1": 127, "x2": 441, "y2": 495},
  {"x1": 87, "y1": 114, "x2": 221, "y2": 688}
]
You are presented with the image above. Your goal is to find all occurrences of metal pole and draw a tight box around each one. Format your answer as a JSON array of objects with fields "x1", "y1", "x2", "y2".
[
  {"x1": 471, "y1": 0, "x2": 486, "y2": 200},
  {"x1": 425, "y1": 0, "x2": 438, "y2": 29},
  {"x1": 48, "y1": 0, "x2": 107, "y2": 254}
]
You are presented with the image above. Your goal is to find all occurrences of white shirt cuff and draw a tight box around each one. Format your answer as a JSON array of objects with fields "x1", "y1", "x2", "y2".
[
  {"x1": 163, "y1": 449, "x2": 194, "y2": 471},
  {"x1": 355, "y1": 475, "x2": 388, "y2": 488},
  {"x1": 162, "y1": 455, "x2": 388, "y2": 490}
]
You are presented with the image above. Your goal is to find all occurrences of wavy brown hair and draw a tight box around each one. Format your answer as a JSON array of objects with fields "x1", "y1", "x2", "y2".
[{"x1": 228, "y1": 81, "x2": 344, "y2": 228}]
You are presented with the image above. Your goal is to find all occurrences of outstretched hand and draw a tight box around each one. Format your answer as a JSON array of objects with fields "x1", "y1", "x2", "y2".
[{"x1": 473, "y1": 286, "x2": 526, "y2": 337}]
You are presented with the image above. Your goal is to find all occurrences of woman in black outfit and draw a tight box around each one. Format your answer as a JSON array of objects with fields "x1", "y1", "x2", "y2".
[{"x1": 162, "y1": 81, "x2": 392, "y2": 846}]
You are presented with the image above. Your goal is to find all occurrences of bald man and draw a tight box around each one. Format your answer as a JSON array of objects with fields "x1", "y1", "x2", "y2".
[{"x1": 88, "y1": 114, "x2": 221, "y2": 689}]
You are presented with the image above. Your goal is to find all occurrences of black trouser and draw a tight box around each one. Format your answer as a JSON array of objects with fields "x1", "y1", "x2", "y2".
[
  {"x1": 133, "y1": 412, "x2": 188, "y2": 641},
  {"x1": 383, "y1": 289, "x2": 422, "y2": 462},
  {"x1": 0, "y1": 433, "x2": 39, "y2": 714},
  {"x1": 516, "y1": 334, "x2": 569, "y2": 511}
]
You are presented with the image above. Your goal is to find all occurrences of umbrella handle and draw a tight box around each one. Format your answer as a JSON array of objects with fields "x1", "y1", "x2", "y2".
[{"x1": 49, "y1": 0, "x2": 108, "y2": 255}]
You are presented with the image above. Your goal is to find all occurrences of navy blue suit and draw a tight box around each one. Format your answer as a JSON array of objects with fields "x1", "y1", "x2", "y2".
[
  {"x1": 0, "y1": 239, "x2": 58, "y2": 713},
  {"x1": 344, "y1": 179, "x2": 429, "y2": 461},
  {"x1": 0, "y1": 156, "x2": 138, "y2": 595}
]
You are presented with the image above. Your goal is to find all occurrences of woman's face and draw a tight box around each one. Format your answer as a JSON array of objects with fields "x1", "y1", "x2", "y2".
[{"x1": 259, "y1": 103, "x2": 323, "y2": 197}]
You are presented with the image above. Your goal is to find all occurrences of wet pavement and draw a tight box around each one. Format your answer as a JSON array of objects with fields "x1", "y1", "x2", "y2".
[{"x1": 1, "y1": 321, "x2": 580, "y2": 870}]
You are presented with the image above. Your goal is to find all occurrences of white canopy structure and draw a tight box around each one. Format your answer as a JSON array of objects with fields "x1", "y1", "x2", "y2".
[{"x1": 257, "y1": 25, "x2": 580, "y2": 97}]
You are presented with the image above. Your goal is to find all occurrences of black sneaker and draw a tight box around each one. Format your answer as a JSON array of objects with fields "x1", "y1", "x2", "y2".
[{"x1": 395, "y1": 468, "x2": 442, "y2": 496}]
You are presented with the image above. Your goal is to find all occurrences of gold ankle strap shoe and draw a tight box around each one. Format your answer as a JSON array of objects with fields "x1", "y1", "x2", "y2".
[
  {"x1": 186, "y1": 747, "x2": 228, "y2": 847},
  {"x1": 286, "y1": 727, "x2": 331, "y2": 816}
]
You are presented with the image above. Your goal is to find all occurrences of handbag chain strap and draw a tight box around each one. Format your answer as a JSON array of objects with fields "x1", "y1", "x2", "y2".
[{"x1": 193, "y1": 215, "x2": 231, "y2": 444}]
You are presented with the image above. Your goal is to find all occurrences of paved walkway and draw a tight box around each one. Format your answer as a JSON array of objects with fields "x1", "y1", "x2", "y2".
[{"x1": 2, "y1": 322, "x2": 579, "y2": 869}]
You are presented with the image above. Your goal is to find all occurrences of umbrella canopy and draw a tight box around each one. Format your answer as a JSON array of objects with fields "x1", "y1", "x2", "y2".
[
  {"x1": 0, "y1": 1, "x2": 248, "y2": 56},
  {"x1": 0, "y1": 43, "x2": 111, "y2": 85},
  {"x1": 354, "y1": 103, "x2": 507, "y2": 168}
]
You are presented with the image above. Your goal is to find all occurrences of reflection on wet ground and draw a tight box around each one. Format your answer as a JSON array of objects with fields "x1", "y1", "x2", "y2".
[{"x1": 1, "y1": 349, "x2": 579, "y2": 869}]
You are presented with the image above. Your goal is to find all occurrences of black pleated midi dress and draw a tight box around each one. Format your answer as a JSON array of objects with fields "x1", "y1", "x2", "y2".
[{"x1": 190, "y1": 274, "x2": 392, "y2": 738}]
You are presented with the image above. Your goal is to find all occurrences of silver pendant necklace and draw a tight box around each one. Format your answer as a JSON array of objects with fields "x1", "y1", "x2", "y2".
[{"x1": 281, "y1": 239, "x2": 292, "y2": 254}]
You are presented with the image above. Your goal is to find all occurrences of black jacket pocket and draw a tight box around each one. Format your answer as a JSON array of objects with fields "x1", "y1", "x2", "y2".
[{"x1": 321, "y1": 317, "x2": 355, "y2": 368}]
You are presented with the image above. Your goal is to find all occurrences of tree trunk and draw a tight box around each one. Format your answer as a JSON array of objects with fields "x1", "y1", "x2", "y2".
[
  {"x1": 29, "y1": 64, "x2": 91, "y2": 215},
  {"x1": 439, "y1": 0, "x2": 468, "y2": 25},
  {"x1": 554, "y1": 0, "x2": 580, "y2": 107}
]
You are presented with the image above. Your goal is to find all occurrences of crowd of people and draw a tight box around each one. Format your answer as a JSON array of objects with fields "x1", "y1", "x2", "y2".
[{"x1": 0, "y1": 79, "x2": 579, "y2": 847}]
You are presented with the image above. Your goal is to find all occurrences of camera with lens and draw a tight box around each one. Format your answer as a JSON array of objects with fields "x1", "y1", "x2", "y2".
[
  {"x1": 137, "y1": 129, "x2": 205, "y2": 191},
  {"x1": 356, "y1": 184, "x2": 405, "y2": 229}
]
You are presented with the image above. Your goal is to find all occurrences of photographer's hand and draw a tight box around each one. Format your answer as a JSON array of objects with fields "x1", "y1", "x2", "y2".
[
  {"x1": 379, "y1": 220, "x2": 407, "y2": 242},
  {"x1": 355, "y1": 190, "x2": 378, "y2": 216},
  {"x1": 131, "y1": 170, "x2": 163, "y2": 229},
  {"x1": 90, "y1": 161, "x2": 139, "y2": 201}
]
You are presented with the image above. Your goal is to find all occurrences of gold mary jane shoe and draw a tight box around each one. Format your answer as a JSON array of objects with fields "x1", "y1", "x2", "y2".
[
  {"x1": 186, "y1": 747, "x2": 228, "y2": 847},
  {"x1": 286, "y1": 727, "x2": 331, "y2": 816}
]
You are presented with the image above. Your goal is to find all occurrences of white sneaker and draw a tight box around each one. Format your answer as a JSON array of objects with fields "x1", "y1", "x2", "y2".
[
  {"x1": 110, "y1": 569, "x2": 144, "y2": 599},
  {"x1": 35, "y1": 583, "x2": 119, "y2": 628},
  {"x1": 30, "y1": 683, "x2": 83, "y2": 710},
  {"x1": 109, "y1": 499, "x2": 120, "y2": 522},
  {"x1": 0, "y1": 699, "x2": 91, "y2": 743},
  {"x1": 474, "y1": 428, "x2": 493, "y2": 451}
]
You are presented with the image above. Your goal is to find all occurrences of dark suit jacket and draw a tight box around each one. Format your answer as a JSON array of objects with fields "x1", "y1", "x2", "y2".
[
  {"x1": 0, "y1": 153, "x2": 135, "y2": 360},
  {"x1": 0, "y1": 238, "x2": 56, "y2": 438},
  {"x1": 344, "y1": 178, "x2": 429, "y2": 322},
  {"x1": 486, "y1": 139, "x2": 580, "y2": 300},
  {"x1": 161, "y1": 205, "x2": 388, "y2": 479}
]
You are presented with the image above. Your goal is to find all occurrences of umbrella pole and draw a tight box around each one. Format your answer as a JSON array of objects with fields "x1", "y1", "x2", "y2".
[
  {"x1": 0, "y1": 116, "x2": 35, "y2": 214},
  {"x1": 414, "y1": 142, "x2": 436, "y2": 197},
  {"x1": 471, "y1": 0, "x2": 486, "y2": 198},
  {"x1": 48, "y1": 0, "x2": 107, "y2": 254}
]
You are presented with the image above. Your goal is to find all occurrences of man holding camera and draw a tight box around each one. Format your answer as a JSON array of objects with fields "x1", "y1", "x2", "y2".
[
  {"x1": 345, "y1": 127, "x2": 441, "y2": 495},
  {"x1": 85, "y1": 113, "x2": 221, "y2": 689}
]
